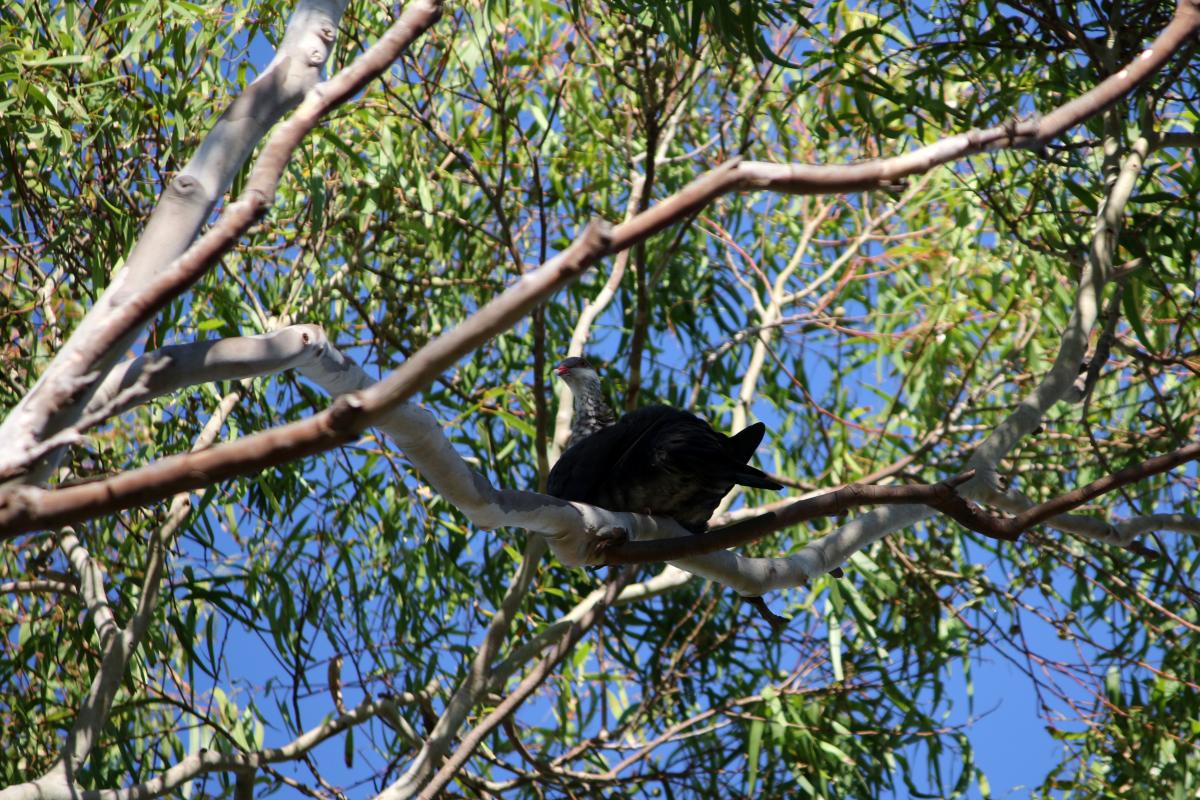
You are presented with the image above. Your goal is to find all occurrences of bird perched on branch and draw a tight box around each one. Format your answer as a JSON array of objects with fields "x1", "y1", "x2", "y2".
[{"x1": 549, "y1": 356, "x2": 788, "y2": 628}]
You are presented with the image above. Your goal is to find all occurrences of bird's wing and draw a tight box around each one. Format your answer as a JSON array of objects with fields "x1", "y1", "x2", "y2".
[
  {"x1": 547, "y1": 425, "x2": 625, "y2": 502},
  {"x1": 606, "y1": 406, "x2": 693, "y2": 476}
]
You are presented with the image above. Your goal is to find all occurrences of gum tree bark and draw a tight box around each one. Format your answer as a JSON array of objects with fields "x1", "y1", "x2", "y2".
[{"x1": 0, "y1": 0, "x2": 351, "y2": 485}]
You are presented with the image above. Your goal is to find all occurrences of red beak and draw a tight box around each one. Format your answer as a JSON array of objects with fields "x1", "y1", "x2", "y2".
[{"x1": 554, "y1": 365, "x2": 569, "y2": 376}]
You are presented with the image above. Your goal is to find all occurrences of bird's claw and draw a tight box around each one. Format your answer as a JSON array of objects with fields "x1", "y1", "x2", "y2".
[{"x1": 588, "y1": 525, "x2": 629, "y2": 564}]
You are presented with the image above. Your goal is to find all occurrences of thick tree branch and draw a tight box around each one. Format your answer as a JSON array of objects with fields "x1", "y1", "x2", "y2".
[
  {"x1": 82, "y1": 326, "x2": 330, "y2": 425},
  {"x1": 0, "y1": 579, "x2": 75, "y2": 596},
  {"x1": 58, "y1": 529, "x2": 118, "y2": 646},
  {"x1": 0, "y1": 0, "x2": 353, "y2": 483},
  {"x1": 14, "y1": 327, "x2": 331, "y2": 465}
]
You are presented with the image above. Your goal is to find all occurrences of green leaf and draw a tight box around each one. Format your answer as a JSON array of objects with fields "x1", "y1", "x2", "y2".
[
  {"x1": 829, "y1": 620, "x2": 844, "y2": 681},
  {"x1": 1121, "y1": 279, "x2": 1154, "y2": 351},
  {"x1": 22, "y1": 53, "x2": 89, "y2": 67},
  {"x1": 746, "y1": 718, "x2": 764, "y2": 796}
]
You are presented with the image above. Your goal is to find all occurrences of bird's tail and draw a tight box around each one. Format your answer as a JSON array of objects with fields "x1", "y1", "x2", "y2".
[
  {"x1": 728, "y1": 421, "x2": 766, "y2": 462},
  {"x1": 730, "y1": 464, "x2": 783, "y2": 490},
  {"x1": 725, "y1": 422, "x2": 782, "y2": 490}
]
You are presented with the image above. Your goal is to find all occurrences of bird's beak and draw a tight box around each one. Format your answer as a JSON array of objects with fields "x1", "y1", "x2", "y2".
[{"x1": 554, "y1": 365, "x2": 569, "y2": 376}]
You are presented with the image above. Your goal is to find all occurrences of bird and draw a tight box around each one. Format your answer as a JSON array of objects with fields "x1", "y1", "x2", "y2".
[{"x1": 549, "y1": 356, "x2": 789, "y2": 628}]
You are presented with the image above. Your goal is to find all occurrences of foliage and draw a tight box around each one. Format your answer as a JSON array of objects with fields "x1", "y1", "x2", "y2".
[{"x1": 1, "y1": 0, "x2": 1198, "y2": 797}]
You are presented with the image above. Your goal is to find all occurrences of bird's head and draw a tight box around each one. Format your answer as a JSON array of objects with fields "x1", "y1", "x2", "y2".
[{"x1": 554, "y1": 356, "x2": 602, "y2": 393}]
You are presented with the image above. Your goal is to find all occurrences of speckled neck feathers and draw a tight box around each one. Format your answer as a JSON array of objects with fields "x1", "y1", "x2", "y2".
[{"x1": 566, "y1": 372, "x2": 616, "y2": 447}]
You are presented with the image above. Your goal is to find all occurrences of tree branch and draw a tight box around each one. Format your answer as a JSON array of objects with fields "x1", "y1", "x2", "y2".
[
  {"x1": 0, "y1": 578, "x2": 75, "y2": 596},
  {"x1": 0, "y1": 2, "x2": 1194, "y2": 543},
  {"x1": 401, "y1": 570, "x2": 633, "y2": 800},
  {"x1": 69, "y1": 696, "x2": 399, "y2": 800},
  {"x1": 0, "y1": 0, "x2": 443, "y2": 483},
  {"x1": 0, "y1": 0, "x2": 354, "y2": 483},
  {"x1": 388, "y1": 536, "x2": 547, "y2": 794},
  {"x1": 10, "y1": 326, "x2": 332, "y2": 468},
  {"x1": 58, "y1": 529, "x2": 118, "y2": 646}
]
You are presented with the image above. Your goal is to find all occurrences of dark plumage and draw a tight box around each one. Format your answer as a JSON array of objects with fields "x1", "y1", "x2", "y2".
[{"x1": 548, "y1": 405, "x2": 782, "y2": 532}]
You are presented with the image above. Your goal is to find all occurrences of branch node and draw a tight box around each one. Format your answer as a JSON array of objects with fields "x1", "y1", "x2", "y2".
[
  {"x1": 745, "y1": 596, "x2": 789, "y2": 631},
  {"x1": 944, "y1": 469, "x2": 976, "y2": 489},
  {"x1": 169, "y1": 174, "x2": 200, "y2": 196},
  {"x1": 580, "y1": 217, "x2": 615, "y2": 257},
  {"x1": 590, "y1": 525, "x2": 629, "y2": 564},
  {"x1": 1124, "y1": 540, "x2": 1159, "y2": 558}
]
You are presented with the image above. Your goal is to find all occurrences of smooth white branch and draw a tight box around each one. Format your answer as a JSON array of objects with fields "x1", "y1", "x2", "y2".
[{"x1": 0, "y1": 0, "x2": 352, "y2": 484}]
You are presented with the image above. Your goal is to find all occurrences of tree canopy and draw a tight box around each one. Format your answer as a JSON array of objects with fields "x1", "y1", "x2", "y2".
[{"x1": 1, "y1": 0, "x2": 1199, "y2": 797}]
